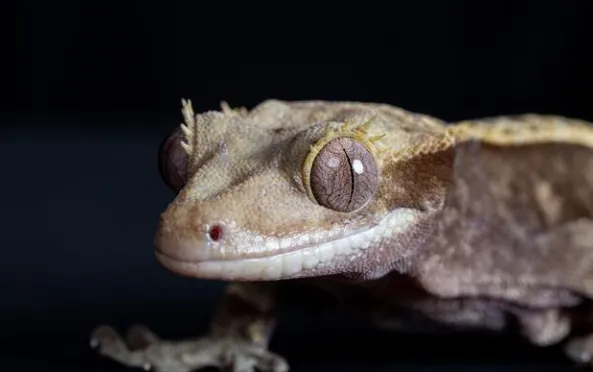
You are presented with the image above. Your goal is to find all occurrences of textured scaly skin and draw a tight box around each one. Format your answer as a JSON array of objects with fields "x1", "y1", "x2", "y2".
[{"x1": 92, "y1": 100, "x2": 593, "y2": 371}]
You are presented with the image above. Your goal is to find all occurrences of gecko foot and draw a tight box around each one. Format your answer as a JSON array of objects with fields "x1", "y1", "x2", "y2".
[
  {"x1": 90, "y1": 324, "x2": 289, "y2": 372},
  {"x1": 565, "y1": 335, "x2": 593, "y2": 366}
]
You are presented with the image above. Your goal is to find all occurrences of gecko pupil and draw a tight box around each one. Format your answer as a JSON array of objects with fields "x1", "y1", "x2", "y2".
[{"x1": 208, "y1": 225, "x2": 223, "y2": 241}]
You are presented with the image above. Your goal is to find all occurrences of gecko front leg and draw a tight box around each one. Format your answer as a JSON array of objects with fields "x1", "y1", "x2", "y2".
[{"x1": 90, "y1": 283, "x2": 288, "y2": 372}]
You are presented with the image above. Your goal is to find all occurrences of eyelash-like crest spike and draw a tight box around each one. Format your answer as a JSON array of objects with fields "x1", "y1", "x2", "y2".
[
  {"x1": 220, "y1": 101, "x2": 248, "y2": 117},
  {"x1": 341, "y1": 119, "x2": 352, "y2": 133},
  {"x1": 180, "y1": 98, "x2": 196, "y2": 156},
  {"x1": 369, "y1": 134, "x2": 386, "y2": 143},
  {"x1": 354, "y1": 116, "x2": 376, "y2": 135},
  {"x1": 220, "y1": 101, "x2": 233, "y2": 116}
]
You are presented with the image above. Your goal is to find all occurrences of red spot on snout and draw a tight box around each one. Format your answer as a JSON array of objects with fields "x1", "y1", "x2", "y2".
[{"x1": 208, "y1": 225, "x2": 223, "y2": 241}]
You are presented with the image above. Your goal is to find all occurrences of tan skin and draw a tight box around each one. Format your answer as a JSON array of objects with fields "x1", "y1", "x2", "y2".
[{"x1": 92, "y1": 100, "x2": 593, "y2": 371}]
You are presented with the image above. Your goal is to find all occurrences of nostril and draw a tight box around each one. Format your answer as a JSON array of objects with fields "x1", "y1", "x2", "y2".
[{"x1": 207, "y1": 224, "x2": 223, "y2": 242}]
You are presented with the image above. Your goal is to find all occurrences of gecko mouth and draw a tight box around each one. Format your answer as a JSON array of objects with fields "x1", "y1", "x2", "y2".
[
  {"x1": 154, "y1": 208, "x2": 418, "y2": 281},
  {"x1": 155, "y1": 249, "x2": 307, "y2": 281}
]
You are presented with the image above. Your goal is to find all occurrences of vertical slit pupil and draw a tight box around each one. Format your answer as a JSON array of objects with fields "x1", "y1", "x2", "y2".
[{"x1": 208, "y1": 225, "x2": 223, "y2": 241}]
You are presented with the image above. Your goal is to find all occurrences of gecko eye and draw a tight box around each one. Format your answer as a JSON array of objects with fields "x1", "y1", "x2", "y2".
[
  {"x1": 158, "y1": 127, "x2": 188, "y2": 192},
  {"x1": 309, "y1": 137, "x2": 379, "y2": 212}
]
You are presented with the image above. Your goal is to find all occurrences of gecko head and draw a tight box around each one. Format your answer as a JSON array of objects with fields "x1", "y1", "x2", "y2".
[{"x1": 154, "y1": 100, "x2": 455, "y2": 281}]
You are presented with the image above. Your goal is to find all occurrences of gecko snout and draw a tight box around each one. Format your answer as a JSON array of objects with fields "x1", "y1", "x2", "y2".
[{"x1": 153, "y1": 205, "x2": 220, "y2": 262}]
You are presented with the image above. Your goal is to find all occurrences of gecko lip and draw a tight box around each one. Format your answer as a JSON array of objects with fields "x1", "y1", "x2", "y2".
[
  {"x1": 154, "y1": 250, "x2": 294, "y2": 281},
  {"x1": 154, "y1": 238, "x2": 326, "y2": 281},
  {"x1": 154, "y1": 208, "x2": 419, "y2": 281}
]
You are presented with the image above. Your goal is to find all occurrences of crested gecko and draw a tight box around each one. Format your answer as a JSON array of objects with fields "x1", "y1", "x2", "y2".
[{"x1": 91, "y1": 99, "x2": 593, "y2": 371}]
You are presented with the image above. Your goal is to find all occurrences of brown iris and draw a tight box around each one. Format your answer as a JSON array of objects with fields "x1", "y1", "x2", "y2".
[{"x1": 310, "y1": 137, "x2": 378, "y2": 212}]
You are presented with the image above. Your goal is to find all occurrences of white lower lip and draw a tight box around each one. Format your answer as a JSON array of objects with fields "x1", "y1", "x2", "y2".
[
  {"x1": 155, "y1": 208, "x2": 418, "y2": 281},
  {"x1": 155, "y1": 250, "x2": 301, "y2": 281}
]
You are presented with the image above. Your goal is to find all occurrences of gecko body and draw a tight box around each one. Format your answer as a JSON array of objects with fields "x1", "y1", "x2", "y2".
[{"x1": 92, "y1": 100, "x2": 593, "y2": 371}]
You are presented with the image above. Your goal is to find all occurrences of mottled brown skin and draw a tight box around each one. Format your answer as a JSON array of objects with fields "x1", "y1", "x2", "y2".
[
  {"x1": 91, "y1": 100, "x2": 593, "y2": 371},
  {"x1": 420, "y1": 141, "x2": 593, "y2": 304}
]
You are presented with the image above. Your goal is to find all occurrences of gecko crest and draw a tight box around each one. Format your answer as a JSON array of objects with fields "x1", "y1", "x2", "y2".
[
  {"x1": 178, "y1": 99, "x2": 247, "y2": 158},
  {"x1": 179, "y1": 98, "x2": 196, "y2": 157},
  {"x1": 220, "y1": 101, "x2": 249, "y2": 117},
  {"x1": 388, "y1": 130, "x2": 456, "y2": 163},
  {"x1": 448, "y1": 115, "x2": 593, "y2": 149}
]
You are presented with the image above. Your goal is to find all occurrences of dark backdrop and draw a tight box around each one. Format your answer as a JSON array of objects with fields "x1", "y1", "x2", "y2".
[{"x1": 2, "y1": 1, "x2": 592, "y2": 371}]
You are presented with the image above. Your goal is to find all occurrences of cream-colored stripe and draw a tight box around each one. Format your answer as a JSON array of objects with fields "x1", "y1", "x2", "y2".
[{"x1": 448, "y1": 115, "x2": 593, "y2": 149}]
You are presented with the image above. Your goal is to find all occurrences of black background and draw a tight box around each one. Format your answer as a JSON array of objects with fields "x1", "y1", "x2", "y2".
[{"x1": 3, "y1": 1, "x2": 592, "y2": 371}]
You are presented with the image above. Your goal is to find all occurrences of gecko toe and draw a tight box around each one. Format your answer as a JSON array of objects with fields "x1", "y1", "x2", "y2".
[
  {"x1": 565, "y1": 335, "x2": 593, "y2": 365},
  {"x1": 242, "y1": 347, "x2": 289, "y2": 372},
  {"x1": 126, "y1": 324, "x2": 160, "y2": 350},
  {"x1": 90, "y1": 325, "x2": 121, "y2": 349}
]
